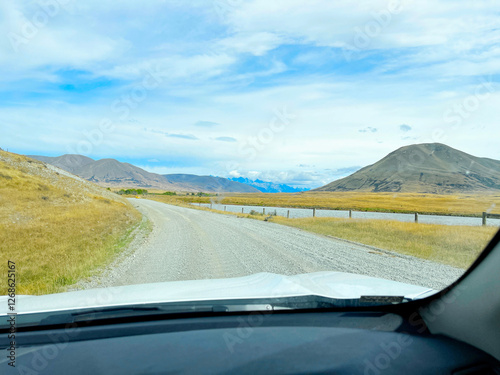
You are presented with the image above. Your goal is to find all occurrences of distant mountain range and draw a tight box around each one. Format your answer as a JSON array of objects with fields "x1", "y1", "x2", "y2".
[
  {"x1": 228, "y1": 177, "x2": 308, "y2": 193},
  {"x1": 28, "y1": 143, "x2": 500, "y2": 195},
  {"x1": 28, "y1": 155, "x2": 259, "y2": 193},
  {"x1": 314, "y1": 143, "x2": 500, "y2": 193}
]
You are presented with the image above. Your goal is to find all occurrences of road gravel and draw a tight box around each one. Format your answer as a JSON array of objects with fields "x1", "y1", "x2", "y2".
[{"x1": 74, "y1": 199, "x2": 464, "y2": 291}]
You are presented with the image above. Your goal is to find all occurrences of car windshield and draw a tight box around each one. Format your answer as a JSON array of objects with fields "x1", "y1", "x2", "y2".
[{"x1": 1, "y1": 1, "x2": 499, "y2": 316}]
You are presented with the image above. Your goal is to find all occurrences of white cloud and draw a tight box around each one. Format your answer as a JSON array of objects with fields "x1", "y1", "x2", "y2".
[
  {"x1": 0, "y1": 2, "x2": 126, "y2": 74},
  {"x1": 217, "y1": 32, "x2": 285, "y2": 56},
  {"x1": 224, "y1": 0, "x2": 495, "y2": 49},
  {"x1": 222, "y1": 0, "x2": 500, "y2": 78},
  {"x1": 227, "y1": 167, "x2": 363, "y2": 188},
  {"x1": 1, "y1": 0, "x2": 499, "y2": 188}
]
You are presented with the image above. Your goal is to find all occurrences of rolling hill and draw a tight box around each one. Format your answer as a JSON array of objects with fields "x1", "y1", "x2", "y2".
[
  {"x1": 164, "y1": 174, "x2": 260, "y2": 193},
  {"x1": 28, "y1": 154, "x2": 259, "y2": 193},
  {"x1": 28, "y1": 154, "x2": 94, "y2": 174},
  {"x1": 0, "y1": 150, "x2": 141, "y2": 294},
  {"x1": 315, "y1": 143, "x2": 500, "y2": 193}
]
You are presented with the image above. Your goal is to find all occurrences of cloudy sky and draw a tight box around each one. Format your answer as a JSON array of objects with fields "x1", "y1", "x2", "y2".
[{"x1": 1, "y1": 0, "x2": 499, "y2": 188}]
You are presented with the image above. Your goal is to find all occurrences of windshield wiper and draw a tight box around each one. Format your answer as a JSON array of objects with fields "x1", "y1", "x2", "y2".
[
  {"x1": 38, "y1": 304, "x2": 216, "y2": 326},
  {"x1": 4, "y1": 295, "x2": 411, "y2": 330},
  {"x1": 31, "y1": 302, "x2": 278, "y2": 327}
]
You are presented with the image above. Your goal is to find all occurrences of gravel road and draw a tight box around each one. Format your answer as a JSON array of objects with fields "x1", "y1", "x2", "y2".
[{"x1": 75, "y1": 199, "x2": 464, "y2": 291}]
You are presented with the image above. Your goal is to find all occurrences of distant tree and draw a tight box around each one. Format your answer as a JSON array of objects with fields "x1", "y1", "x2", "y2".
[{"x1": 121, "y1": 189, "x2": 144, "y2": 195}]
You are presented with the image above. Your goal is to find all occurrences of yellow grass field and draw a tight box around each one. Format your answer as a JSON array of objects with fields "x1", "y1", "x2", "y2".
[
  {"x1": 168, "y1": 191, "x2": 500, "y2": 217},
  {"x1": 271, "y1": 217, "x2": 497, "y2": 269},
  {"x1": 0, "y1": 152, "x2": 142, "y2": 295},
  {"x1": 146, "y1": 195, "x2": 498, "y2": 269}
]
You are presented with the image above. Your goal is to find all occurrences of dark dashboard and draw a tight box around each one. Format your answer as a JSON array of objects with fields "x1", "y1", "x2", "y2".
[{"x1": 5, "y1": 310, "x2": 499, "y2": 374}]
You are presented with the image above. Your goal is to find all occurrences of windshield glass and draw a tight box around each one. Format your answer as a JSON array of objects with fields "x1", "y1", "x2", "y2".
[{"x1": 1, "y1": 1, "x2": 499, "y2": 315}]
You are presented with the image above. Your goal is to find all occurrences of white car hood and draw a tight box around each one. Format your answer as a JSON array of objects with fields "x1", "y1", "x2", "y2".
[{"x1": 0, "y1": 272, "x2": 436, "y2": 315}]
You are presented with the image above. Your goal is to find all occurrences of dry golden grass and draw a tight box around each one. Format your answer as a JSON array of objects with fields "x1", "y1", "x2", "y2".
[
  {"x1": 169, "y1": 191, "x2": 500, "y2": 217},
  {"x1": 145, "y1": 194, "x2": 498, "y2": 270},
  {"x1": 0, "y1": 152, "x2": 142, "y2": 295},
  {"x1": 271, "y1": 217, "x2": 497, "y2": 269}
]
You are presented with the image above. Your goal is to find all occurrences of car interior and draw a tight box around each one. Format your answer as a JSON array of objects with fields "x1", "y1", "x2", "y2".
[{"x1": 2, "y1": 230, "x2": 499, "y2": 374}]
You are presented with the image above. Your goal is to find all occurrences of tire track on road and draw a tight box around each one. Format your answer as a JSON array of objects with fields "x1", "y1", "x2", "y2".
[{"x1": 77, "y1": 199, "x2": 464, "y2": 290}]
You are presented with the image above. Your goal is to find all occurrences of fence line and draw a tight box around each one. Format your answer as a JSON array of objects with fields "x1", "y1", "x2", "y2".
[
  {"x1": 483, "y1": 212, "x2": 500, "y2": 226},
  {"x1": 197, "y1": 203, "x2": 499, "y2": 226}
]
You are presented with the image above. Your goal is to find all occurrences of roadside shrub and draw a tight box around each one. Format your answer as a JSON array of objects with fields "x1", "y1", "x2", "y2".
[
  {"x1": 117, "y1": 189, "x2": 148, "y2": 195},
  {"x1": 249, "y1": 210, "x2": 264, "y2": 216}
]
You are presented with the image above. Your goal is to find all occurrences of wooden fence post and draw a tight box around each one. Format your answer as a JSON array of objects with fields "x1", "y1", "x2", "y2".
[
  {"x1": 224, "y1": 206, "x2": 226, "y2": 211},
  {"x1": 287, "y1": 210, "x2": 290, "y2": 219},
  {"x1": 313, "y1": 208, "x2": 316, "y2": 217},
  {"x1": 483, "y1": 212, "x2": 487, "y2": 226},
  {"x1": 263, "y1": 208, "x2": 265, "y2": 214},
  {"x1": 349, "y1": 210, "x2": 352, "y2": 219},
  {"x1": 242, "y1": 207, "x2": 244, "y2": 213},
  {"x1": 415, "y1": 213, "x2": 419, "y2": 223}
]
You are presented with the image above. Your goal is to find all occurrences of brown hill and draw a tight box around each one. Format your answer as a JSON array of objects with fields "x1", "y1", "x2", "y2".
[
  {"x1": 164, "y1": 174, "x2": 261, "y2": 193},
  {"x1": 315, "y1": 143, "x2": 500, "y2": 193},
  {"x1": 27, "y1": 154, "x2": 94, "y2": 174},
  {"x1": 28, "y1": 155, "x2": 259, "y2": 193},
  {"x1": 76, "y1": 159, "x2": 180, "y2": 190}
]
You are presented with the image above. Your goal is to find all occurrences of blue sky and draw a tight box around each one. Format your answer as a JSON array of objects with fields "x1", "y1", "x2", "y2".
[{"x1": 1, "y1": 0, "x2": 499, "y2": 188}]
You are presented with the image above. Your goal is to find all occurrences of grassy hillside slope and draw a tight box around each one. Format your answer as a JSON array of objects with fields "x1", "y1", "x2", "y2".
[{"x1": 0, "y1": 151, "x2": 142, "y2": 295}]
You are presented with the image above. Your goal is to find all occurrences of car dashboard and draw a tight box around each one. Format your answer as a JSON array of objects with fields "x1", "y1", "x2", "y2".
[{"x1": 4, "y1": 310, "x2": 499, "y2": 374}]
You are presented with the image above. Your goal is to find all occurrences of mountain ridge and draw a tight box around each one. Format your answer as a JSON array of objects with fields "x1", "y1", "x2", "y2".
[
  {"x1": 314, "y1": 143, "x2": 500, "y2": 193},
  {"x1": 28, "y1": 155, "x2": 259, "y2": 193}
]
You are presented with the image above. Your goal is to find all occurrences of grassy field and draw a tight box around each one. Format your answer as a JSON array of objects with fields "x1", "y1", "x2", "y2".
[
  {"x1": 0, "y1": 152, "x2": 142, "y2": 295},
  {"x1": 272, "y1": 217, "x2": 497, "y2": 269},
  {"x1": 145, "y1": 195, "x2": 498, "y2": 269},
  {"x1": 166, "y1": 191, "x2": 500, "y2": 217}
]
